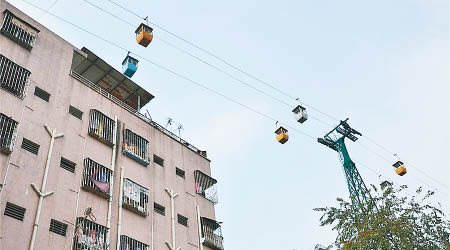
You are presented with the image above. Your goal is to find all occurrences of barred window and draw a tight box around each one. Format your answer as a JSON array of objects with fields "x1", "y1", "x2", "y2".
[
  {"x1": 88, "y1": 109, "x2": 115, "y2": 146},
  {"x1": 0, "y1": 113, "x2": 18, "y2": 155},
  {"x1": 0, "y1": 54, "x2": 31, "y2": 99},
  {"x1": 123, "y1": 129, "x2": 149, "y2": 166},
  {"x1": 195, "y1": 170, "x2": 218, "y2": 204},
  {"x1": 1, "y1": 10, "x2": 39, "y2": 50},
  {"x1": 81, "y1": 158, "x2": 113, "y2": 199},
  {"x1": 201, "y1": 217, "x2": 224, "y2": 250},
  {"x1": 122, "y1": 178, "x2": 149, "y2": 216},
  {"x1": 120, "y1": 235, "x2": 148, "y2": 250},
  {"x1": 73, "y1": 217, "x2": 108, "y2": 250}
]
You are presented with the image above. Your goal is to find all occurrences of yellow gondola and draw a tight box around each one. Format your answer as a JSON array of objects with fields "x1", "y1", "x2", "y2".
[
  {"x1": 393, "y1": 160, "x2": 407, "y2": 176},
  {"x1": 135, "y1": 23, "x2": 153, "y2": 47},
  {"x1": 274, "y1": 126, "x2": 289, "y2": 144}
]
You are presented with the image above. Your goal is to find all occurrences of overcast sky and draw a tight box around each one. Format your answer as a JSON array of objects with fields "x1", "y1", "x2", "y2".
[{"x1": 6, "y1": 0, "x2": 450, "y2": 249}]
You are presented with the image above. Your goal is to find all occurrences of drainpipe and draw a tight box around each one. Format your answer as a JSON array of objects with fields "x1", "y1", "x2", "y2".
[
  {"x1": 70, "y1": 134, "x2": 86, "y2": 248},
  {"x1": 151, "y1": 164, "x2": 155, "y2": 250},
  {"x1": 196, "y1": 205, "x2": 204, "y2": 250},
  {"x1": 29, "y1": 125, "x2": 64, "y2": 250},
  {"x1": 165, "y1": 188, "x2": 180, "y2": 250},
  {"x1": 107, "y1": 116, "x2": 118, "y2": 248},
  {"x1": 116, "y1": 166, "x2": 124, "y2": 250}
]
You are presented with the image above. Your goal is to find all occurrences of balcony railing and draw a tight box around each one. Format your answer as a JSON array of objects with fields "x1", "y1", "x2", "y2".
[
  {"x1": 70, "y1": 70, "x2": 207, "y2": 159},
  {"x1": 1, "y1": 10, "x2": 39, "y2": 50},
  {"x1": 201, "y1": 217, "x2": 224, "y2": 250},
  {"x1": 123, "y1": 129, "x2": 150, "y2": 166},
  {"x1": 81, "y1": 158, "x2": 113, "y2": 199},
  {"x1": 0, "y1": 113, "x2": 18, "y2": 155},
  {"x1": 88, "y1": 109, "x2": 115, "y2": 146},
  {"x1": 120, "y1": 235, "x2": 149, "y2": 250},
  {"x1": 195, "y1": 170, "x2": 218, "y2": 204},
  {"x1": 0, "y1": 54, "x2": 31, "y2": 99},
  {"x1": 123, "y1": 178, "x2": 149, "y2": 216},
  {"x1": 73, "y1": 217, "x2": 108, "y2": 250}
]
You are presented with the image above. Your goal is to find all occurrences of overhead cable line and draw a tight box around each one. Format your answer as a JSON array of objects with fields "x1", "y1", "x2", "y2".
[{"x1": 22, "y1": 0, "x2": 449, "y2": 200}]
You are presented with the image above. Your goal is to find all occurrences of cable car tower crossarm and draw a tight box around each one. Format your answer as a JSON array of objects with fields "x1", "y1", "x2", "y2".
[{"x1": 318, "y1": 118, "x2": 374, "y2": 207}]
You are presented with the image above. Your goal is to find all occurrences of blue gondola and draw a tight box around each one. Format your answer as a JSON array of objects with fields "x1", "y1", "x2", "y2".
[{"x1": 122, "y1": 53, "x2": 139, "y2": 78}]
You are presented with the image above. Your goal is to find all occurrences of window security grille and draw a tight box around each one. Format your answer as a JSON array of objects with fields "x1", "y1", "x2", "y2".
[
  {"x1": 60, "y1": 157, "x2": 76, "y2": 173},
  {"x1": 33, "y1": 87, "x2": 50, "y2": 102},
  {"x1": 123, "y1": 129, "x2": 149, "y2": 166},
  {"x1": 69, "y1": 106, "x2": 83, "y2": 120},
  {"x1": 122, "y1": 178, "x2": 149, "y2": 216},
  {"x1": 49, "y1": 219, "x2": 68, "y2": 236},
  {"x1": 4, "y1": 202, "x2": 25, "y2": 221},
  {"x1": 0, "y1": 54, "x2": 31, "y2": 99},
  {"x1": 73, "y1": 217, "x2": 108, "y2": 250},
  {"x1": 0, "y1": 113, "x2": 18, "y2": 155},
  {"x1": 1, "y1": 10, "x2": 39, "y2": 50},
  {"x1": 201, "y1": 217, "x2": 224, "y2": 250},
  {"x1": 21, "y1": 138, "x2": 39, "y2": 155},
  {"x1": 194, "y1": 170, "x2": 218, "y2": 204},
  {"x1": 177, "y1": 214, "x2": 188, "y2": 227},
  {"x1": 120, "y1": 235, "x2": 149, "y2": 250},
  {"x1": 81, "y1": 158, "x2": 113, "y2": 199},
  {"x1": 175, "y1": 167, "x2": 185, "y2": 179},
  {"x1": 88, "y1": 109, "x2": 115, "y2": 146},
  {"x1": 153, "y1": 202, "x2": 165, "y2": 216},
  {"x1": 153, "y1": 154, "x2": 164, "y2": 167}
]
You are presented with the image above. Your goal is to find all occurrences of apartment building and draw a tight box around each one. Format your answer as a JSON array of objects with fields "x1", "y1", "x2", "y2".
[{"x1": 0, "y1": 1, "x2": 223, "y2": 249}]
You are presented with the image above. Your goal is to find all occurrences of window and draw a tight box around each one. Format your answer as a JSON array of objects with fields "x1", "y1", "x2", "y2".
[
  {"x1": 0, "y1": 54, "x2": 31, "y2": 99},
  {"x1": 33, "y1": 87, "x2": 50, "y2": 102},
  {"x1": 177, "y1": 214, "x2": 188, "y2": 227},
  {"x1": 69, "y1": 105, "x2": 83, "y2": 120},
  {"x1": 120, "y1": 235, "x2": 149, "y2": 250},
  {"x1": 153, "y1": 202, "x2": 165, "y2": 216},
  {"x1": 195, "y1": 170, "x2": 218, "y2": 204},
  {"x1": 122, "y1": 179, "x2": 149, "y2": 216},
  {"x1": 0, "y1": 9, "x2": 39, "y2": 50},
  {"x1": 60, "y1": 157, "x2": 76, "y2": 173},
  {"x1": 201, "y1": 217, "x2": 224, "y2": 250},
  {"x1": 73, "y1": 217, "x2": 107, "y2": 250},
  {"x1": 0, "y1": 113, "x2": 18, "y2": 155},
  {"x1": 4, "y1": 202, "x2": 25, "y2": 221},
  {"x1": 153, "y1": 154, "x2": 164, "y2": 167},
  {"x1": 81, "y1": 158, "x2": 113, "y2": 199},
  {"x1": 176, "y1": 167, "x2": 185, "y2": 179},
  {"x1": 49, "y1": 219, "x2": 68, "y2": 236},
  {"x1": 21, "y1": 138, "x2": 39, "y2": 155},
  {"x1": 88, "y1": 109, "x2": 115, "y2": 146},
  {"x1": 123, "y1": 129, "x2": 150, "y2": 166}
]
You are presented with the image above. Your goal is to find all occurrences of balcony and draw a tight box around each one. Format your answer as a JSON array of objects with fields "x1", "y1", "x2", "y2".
[
  {"x1": 122, "y1": 178, "x2": 149, "y2": 216},
  {"x1": 195, "y1": 170, "x2": 218, "y2": 204},
  {"x1": 73, "y1": 217, "x2": 108, "y2": 250},
  {"x1": 0, "y1": 113, "x2": 18, "y2": 154},
  {"x1": 1, "y1": 10, "x2": 39, "y2": 50},
  {"x1": 81, "y1": 158, "x2": 113, "y2": 199},
  {"x1": 88, "y1": 109, "x2": 115, "y2": 146},
  {"x1": 0, "y1": 54, "x2": 31, "y2": 99},
  {"x1": 120, "y1": 235, "x2": 148, "y2": 250},
  {"x1": 123, "y1": 129, "x2": 150, "y2": 166},
  {"x1": 201, "y1": 217, "x2": 224, "y2": 250}
]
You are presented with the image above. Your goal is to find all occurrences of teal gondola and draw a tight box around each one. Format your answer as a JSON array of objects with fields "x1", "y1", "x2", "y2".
[{"x1": 122, "y1": 53, "x2": 139, "y2": 78}]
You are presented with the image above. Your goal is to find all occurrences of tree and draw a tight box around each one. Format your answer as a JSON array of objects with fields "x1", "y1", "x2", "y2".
[{"x1": 314, "y1": 182, "x2": 450, "y2": 250}]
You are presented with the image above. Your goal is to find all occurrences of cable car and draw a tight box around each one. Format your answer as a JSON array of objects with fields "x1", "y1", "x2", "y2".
[
  {"x1": 135, "y1": 23, "x2": 153, "y2": 47},
  {"x1": 274, "y1": 126, "x2": 289, "y2": 144},
  {"x1": 393, "y1": 160, "x2": 407, "y2": 176},
  {"x1": 122, "y1": 54, "x2": 139, "y2": 78},
  {"x1": 292, "y1": 105, "x2": 308, "y2": 123}
]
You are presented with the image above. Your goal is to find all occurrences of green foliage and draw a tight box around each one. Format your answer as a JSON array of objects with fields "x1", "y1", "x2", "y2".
[{"x1": 314, "y1": 183, "x2": 450, "y2": 250}]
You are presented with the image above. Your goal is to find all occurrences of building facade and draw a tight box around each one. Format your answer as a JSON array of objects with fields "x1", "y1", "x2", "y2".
[{"x1": 0, "y1": 1, "x2": 223, "y2": 249}]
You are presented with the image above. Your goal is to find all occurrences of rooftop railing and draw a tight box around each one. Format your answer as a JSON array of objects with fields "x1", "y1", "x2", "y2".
[{"x1": 70, "y1": 70, "x2": 207, "y2": 159}]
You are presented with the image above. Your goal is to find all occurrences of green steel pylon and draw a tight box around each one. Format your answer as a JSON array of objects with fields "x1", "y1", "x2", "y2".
[{"x1": 318, "y1": 118, "x2": 373, "y2": 206}]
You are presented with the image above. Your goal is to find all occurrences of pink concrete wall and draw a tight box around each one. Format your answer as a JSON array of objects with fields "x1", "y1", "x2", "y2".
[{"x1": 0, "y1": 1, "x2": 220, "y2": 249}]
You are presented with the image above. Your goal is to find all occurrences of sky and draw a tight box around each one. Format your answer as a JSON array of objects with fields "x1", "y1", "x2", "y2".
[{"x1": 5, "y1": 0, "x2": 450, "y2": 249}]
